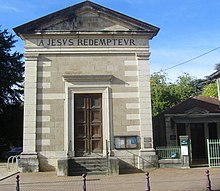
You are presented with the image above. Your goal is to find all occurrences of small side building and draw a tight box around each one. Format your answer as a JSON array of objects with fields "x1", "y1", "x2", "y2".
[
  {"x1": 13, "y1": 1, "x2": 160, "y2": 174},
  {"x1": 153, "y1": 96, "x2": 220, "y2": 166}
]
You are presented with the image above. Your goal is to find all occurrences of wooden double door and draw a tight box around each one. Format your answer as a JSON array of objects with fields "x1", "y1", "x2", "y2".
[{"x1": 74, "y1": 94, "x2": 103, "y2": 156}]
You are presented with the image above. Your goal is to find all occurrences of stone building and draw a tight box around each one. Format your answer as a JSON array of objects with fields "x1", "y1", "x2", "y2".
[
  {"x1": 153, "y1": 96, "x2": 220, "y2": 166},
  {"x1": 14, "y1": 1, "x2": 159, "y2": 174}
]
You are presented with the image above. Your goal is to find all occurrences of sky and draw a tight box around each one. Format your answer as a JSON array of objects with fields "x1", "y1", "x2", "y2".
[{"x1": 0, "y1": 0, "x2": 220, "y2": 81}]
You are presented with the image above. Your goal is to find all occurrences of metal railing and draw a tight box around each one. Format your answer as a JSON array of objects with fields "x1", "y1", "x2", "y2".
[
  {"x1": 7, "y1": 155, "x2": 20, "y2": 170},
  {"x1": 156, "y1": 146, "x2": 181, "y2": 159},
  {"x1": 207, "y1": 139, "x2": 220, "y2": 167},
  {"x1": 125, "y1": 150, "x2": 158, "y2": 168}
]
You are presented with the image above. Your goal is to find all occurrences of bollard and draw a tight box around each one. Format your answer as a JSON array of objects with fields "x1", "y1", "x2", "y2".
[
  {"x1": 82, "y1": 173, "x2": 87, "y2": 191},
  {"x1": 145, "y1": 172, "x2": 150, "y2": 191},
  {"x1": 205, "y1": 170, "x2": 212, "y2": 191},
  {"x1": 16, "y1": 175, "x2": 20, "y2": 191}
]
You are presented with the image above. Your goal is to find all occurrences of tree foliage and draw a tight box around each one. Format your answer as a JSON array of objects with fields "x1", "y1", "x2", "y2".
[
  {"x1": 214, "y1": 63, "x2": 220, "y2": 71},
  {"x1": 150, "y1": 72, "x2": 171, "y2": 116},
  {"x1": 151, "y1": 72, "x2": 199, "y2": 116},
  {"x1": 0, "y1": 27, "x2": 24, "y2": 112},
  {"x1": 0, "y1": 103, "x2": 23, "y2": 146},
  {"x1": 201, "y1": 82, "x2": 218, "y2": 98}
]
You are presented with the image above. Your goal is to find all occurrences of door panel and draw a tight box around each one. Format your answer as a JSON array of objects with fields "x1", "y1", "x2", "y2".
[
  {"x1": 75, "y1": 111, "x2": 86, "y2": 123},
  {"x1": 74, "y1": 94, "x2": 102, "y2": 156},
  {"x1": 91, "y1": 125, "x2": 102, "y2": 137},
  {"x1": 91, "y1": 111, "x2": 101, "y2": 122}
]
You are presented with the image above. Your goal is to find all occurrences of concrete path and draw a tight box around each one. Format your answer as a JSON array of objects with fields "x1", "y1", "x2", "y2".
[
  {"x1": 0, "y1": 163, "x2": 18, "y2": 181},
  {"x1": 0, "y1": 168, "x2": 220, "y2": 191}
]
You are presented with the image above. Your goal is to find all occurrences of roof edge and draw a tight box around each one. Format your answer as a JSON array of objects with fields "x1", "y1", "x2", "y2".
[{"x1": 13, "y1": 1, "x2": 159, "y2": 38}]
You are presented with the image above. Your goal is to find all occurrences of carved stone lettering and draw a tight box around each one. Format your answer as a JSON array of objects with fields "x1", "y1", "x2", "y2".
[{"x1": 37, "y1": 38, "x2": 137, "y2": 47}]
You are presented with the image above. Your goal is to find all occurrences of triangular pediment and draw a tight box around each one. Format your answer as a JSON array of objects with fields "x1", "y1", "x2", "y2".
[
  {"x1": 14, "y1": 1, "x2": 159, "y2": 38},
  {"x1": 44, "y1": 11, "x2": 131, "y2": 31},
  {"x1": 185, "y1": 107, "x2": 209, "y2": 114}
]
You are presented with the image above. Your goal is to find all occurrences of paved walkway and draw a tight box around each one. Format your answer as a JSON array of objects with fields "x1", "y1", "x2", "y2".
[
  {"x1": 0, "y1": 168, "x2": 220, "y2": 191},
  {"x1": 0, "y1": 163, "x2": 18, "y2": 181}
]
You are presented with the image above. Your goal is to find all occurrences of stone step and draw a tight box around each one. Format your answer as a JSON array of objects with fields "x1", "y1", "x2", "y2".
[
  {"x1": 69, "y1": 163, "x2": 108, "y2": 169},
  {"x1": 68, "y1": 166, "x2": 109, "y2": 172},
  {"x1": 57, "y1": 157, "x2": 119, "y2": 176},
  {"x1": 68, "y1": 157, "x2": 109, "y2": 176},
  {"x1": 69, "y1": 170, "x2": 109, "y2": 176},
  {"x1": 69, "y1": 160, "x2": 108, "y2": 166},
  {"x1": 72, "y1": 157, "x2": 107, "y2": 161}
]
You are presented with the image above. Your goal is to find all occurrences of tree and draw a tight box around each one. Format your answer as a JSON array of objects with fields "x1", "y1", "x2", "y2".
[
  {"x1": 198, "y1": 62, "x2": 220, "y2": 98},
  {"x1": 0, "y1": 27, "x2": 24, "y2": 112},
  {"x1": 201, "y1": 82, "x2": 218, "y2": 97},
  {"x1": 214, "y1": 62, "x2": 220, "y2": 71},
  {"x1": 151, "y1": 72, "x2": 199, "y2": 116},
  {"x1": 169, "y1": 73, "x2": 199, "y2": 104},
  {"x1": 0, "y1": 103, "x2": 23, "y2": 147},
  {"x1": 150, "y1": 72, "x2": 172, "y2": 116}
]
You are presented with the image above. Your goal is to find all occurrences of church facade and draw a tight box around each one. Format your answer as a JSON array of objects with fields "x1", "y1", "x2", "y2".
[{"x1": 14, "y1": 1, "x2": 159, "y2": 173}]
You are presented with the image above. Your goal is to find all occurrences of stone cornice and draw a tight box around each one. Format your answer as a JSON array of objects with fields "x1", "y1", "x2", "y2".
[
  {"x1": 63, "y1": 74, "x2": 114, "y2": 83},
  {"x1": 24, "y1": 53, "x2": 39, "y2": 61},
  {"x1": 136, "y1": 53, "x2": 150, "y2": 60}
]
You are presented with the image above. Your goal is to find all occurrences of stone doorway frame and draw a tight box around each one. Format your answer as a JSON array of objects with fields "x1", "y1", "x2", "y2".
[{"x1": 63, "y1": 75, "x2": 113, "y2": 158}]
